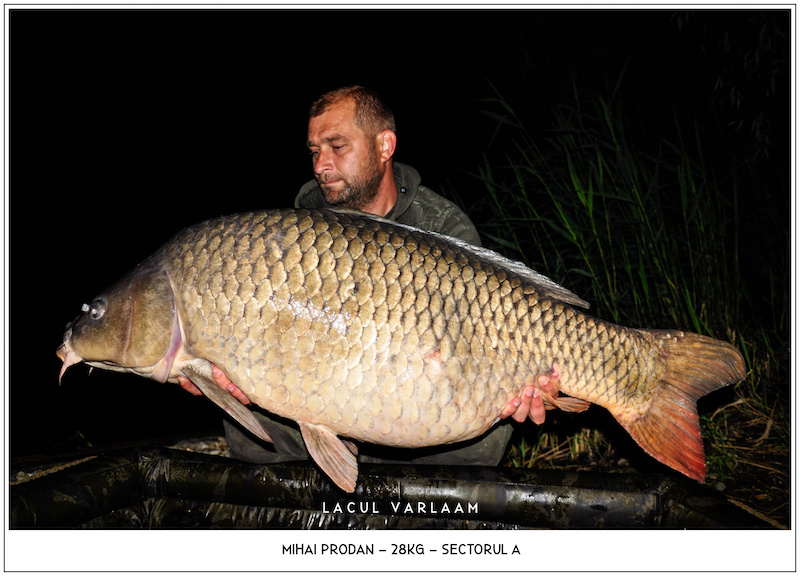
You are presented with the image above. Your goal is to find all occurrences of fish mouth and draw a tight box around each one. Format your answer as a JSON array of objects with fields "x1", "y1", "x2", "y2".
[{"x1": 56, "y1": 340, "x2": 83, "y2": 384}]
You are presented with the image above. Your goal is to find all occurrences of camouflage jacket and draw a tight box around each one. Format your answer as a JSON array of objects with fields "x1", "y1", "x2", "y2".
[{"x1": 295, "y1": 162, "x2": 482, "y2": 246}]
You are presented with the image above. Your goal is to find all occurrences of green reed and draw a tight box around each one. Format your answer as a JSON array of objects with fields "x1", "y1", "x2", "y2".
[
  {"x1": 468, "y1": 87, "x2": 788, "y2": 484},
  {"x1": 474, "y1": 91, "x2": 742, "y2": 335}
]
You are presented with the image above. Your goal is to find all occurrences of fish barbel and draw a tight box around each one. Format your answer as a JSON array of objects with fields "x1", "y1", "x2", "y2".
[{"x1": 57, "y1": 209, "x2": 745, "y2": 492}]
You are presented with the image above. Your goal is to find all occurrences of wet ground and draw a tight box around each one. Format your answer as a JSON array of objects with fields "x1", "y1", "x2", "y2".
[
  {"x1": 12, "y1": 434, "x2": 784, "y2": 529},
  {"x1": 504, "y1": 436, "x2": 791, "y2": 529},
  {"x1": 10, "y1": 441, "x2": 777, "y2": 529}
]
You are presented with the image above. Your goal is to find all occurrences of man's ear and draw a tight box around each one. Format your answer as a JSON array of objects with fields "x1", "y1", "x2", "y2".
[{"x1": 376, "y1": 129, "x2": 397, "y2": 162}]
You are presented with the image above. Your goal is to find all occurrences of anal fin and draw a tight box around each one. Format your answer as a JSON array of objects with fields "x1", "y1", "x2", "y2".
[
  {"x1": 298, "y1": 422, "x2": 358, "y2": 493},
  {"x1": 541, "y1": 392, "x2": 591, "y2": 413},
  {"x1": 181, "y1": 359, "x2": 273, "y2": 444}
]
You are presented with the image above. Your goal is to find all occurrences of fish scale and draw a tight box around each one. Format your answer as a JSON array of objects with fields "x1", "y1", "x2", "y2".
[{"x1": 57, "y1": 208, "x2": 745, "y2": 492}]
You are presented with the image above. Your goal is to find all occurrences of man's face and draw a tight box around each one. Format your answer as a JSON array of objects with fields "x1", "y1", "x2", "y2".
[{"x1": 307, "y1": 99, "x2": 383, "y2": 210}]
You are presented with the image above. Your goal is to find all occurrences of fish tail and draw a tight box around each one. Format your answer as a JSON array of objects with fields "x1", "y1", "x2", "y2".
[{"x1": 616, "y1": 330, "x2": 746, "y2": 481}]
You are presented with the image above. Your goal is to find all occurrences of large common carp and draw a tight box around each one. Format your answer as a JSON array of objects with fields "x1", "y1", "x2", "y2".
[{"x1": 57, "y1": 209, "x2": 745, "y2": 492}]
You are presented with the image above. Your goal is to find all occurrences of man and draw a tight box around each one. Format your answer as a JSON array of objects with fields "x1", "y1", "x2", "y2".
[
  {"x1": 298, "y1": 86, "x2": 482, "y2": 246},
  {"x1": 179, "y1": 86, "x2": 557, "y2": 466}
]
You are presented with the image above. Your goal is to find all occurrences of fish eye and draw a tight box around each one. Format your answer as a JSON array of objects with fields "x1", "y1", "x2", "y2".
[{"x1": 81, "y1": 299, "x2": 106, "y2": 321}]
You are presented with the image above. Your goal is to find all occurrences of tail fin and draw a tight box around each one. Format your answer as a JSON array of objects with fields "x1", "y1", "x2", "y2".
[{"x1": 615, "y1": 330, "x2": 746, "y2": 482}]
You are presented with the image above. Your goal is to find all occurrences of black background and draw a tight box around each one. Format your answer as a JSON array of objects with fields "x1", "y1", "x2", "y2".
[{"x1": 9, "y1": 8, "x2": 790, "y2": 459}]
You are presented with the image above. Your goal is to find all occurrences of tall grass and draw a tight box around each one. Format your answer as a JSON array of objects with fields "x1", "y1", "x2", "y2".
[
  {"x1": 475, "y1": 91, "x2": 741, "y2": 335},
  {"x1": 468, "y1": 87, "x2": 789, "y2": 484}
]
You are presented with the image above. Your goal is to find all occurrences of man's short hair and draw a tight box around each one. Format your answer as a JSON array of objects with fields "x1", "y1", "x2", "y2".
[{"x1": 309, "y1": 86, "x2": 396, "y2": 138}]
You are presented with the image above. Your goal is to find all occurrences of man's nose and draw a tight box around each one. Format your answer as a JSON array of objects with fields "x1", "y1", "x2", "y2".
[{"x1": 313, "y1": 149, "x2": 331, "y2": 175}]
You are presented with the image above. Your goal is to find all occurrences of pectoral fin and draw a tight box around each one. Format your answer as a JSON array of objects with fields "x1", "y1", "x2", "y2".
[
  {"x1": 181, "y1": 360, "x2": 273, "y2": 444},
  {"x1": 298, "y1": 422, "x2": 358, "y2": 493}
]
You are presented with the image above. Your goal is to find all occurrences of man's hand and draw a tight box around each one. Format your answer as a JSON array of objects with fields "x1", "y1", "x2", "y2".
[
  {"x1": 499, "y1": 372, "x2": 561, "y2": 425},
  {"x1": 177, "y1": 364, "x2": 252, "y2": 405},
  {"x1": 177, "y1": 376, "x2": 204, "y2": 396}
]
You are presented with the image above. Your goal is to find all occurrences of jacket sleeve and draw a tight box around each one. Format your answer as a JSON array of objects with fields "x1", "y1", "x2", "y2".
[{"x1": 397, "y1": 186, "x2": 482, "y2": 247}]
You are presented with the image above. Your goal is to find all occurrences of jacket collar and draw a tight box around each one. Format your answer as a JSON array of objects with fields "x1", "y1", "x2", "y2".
[{"x1": 296, "y1": 162, "x2": 421, "y2": 222}]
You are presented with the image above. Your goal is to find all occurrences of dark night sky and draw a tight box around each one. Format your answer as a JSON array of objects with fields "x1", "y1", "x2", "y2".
[{"x1": 8, "y1": 8, "x2": 790, "y2": 459}]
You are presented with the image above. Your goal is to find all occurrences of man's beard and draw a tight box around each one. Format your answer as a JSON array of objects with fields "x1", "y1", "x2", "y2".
[{"x1": 319, "y1": 164, "x2": 382, "y2": 211}]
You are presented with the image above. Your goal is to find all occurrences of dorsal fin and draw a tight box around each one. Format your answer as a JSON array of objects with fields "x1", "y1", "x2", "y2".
[{"x1": 326, "y1": 208, "x2": 590, "y2": 309}]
